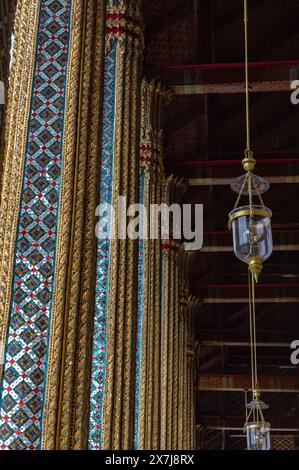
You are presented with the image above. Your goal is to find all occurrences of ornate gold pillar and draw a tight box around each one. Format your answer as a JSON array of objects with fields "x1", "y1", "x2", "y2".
[
  {"x1": 88, "y1": 0, "x2": 144, "y2": 450},
  {"x1": 134, "y1": 80, "x2": 197, "y2": 451},
  {"x1": 160, "y1": 179, "x2": 198, "y2": 450},
  {"x1": 44, "y1": 0, "x2": 106, "y2": 450},
  {"x1": 0, "y1": 0, "x2": 106, "y2": 450},
  {"x1": 135, "y1": 79, "x2": 170, "y2": 450}
]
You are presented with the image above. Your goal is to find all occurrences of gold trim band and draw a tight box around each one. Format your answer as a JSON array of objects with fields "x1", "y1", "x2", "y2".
[
  {"x1": 229, "y1": 207, "x2": 272, "y2": 225},
  {"x1": 245, "y1": 422, "x2": 271, "y2": 430}
]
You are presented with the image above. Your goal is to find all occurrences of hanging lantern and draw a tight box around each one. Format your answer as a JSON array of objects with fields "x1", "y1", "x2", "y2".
[
  {"x1": 230, "y1": 205, "x2": 272, "y2": 262},
  {"x1": 229, "y1": 173, "x2": 273, "y2": 282},
  {"x1": 244, "y1": 391, "x2": 271, "y2": 451},
  {"x1": 227, "y1": 0, "x2": 274, "y2": 450}
]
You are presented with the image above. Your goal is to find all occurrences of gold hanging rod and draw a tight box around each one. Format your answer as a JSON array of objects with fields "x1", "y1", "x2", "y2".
[{"x1": 242, "y1": 0, "x2": 256, "y2": 173}]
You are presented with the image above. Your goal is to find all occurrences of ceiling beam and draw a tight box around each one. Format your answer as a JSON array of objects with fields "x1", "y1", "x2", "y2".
[
  {"x1": 198, "y1": 329, "x2": 295, "y2": 344},
  {"x1": 198, "y1": 283, "x2": 299, "y2": 289},
  {"x1": 201, "y1": 244, "x2": 299, "y2": 253},
  {"x1": 198, "y1": 374, "x2": 299, "y2": 393},
  {"x1": 204, "y1": 297, "x2": 299, "y2": 304},
  {"x1": 175, "y1": 80, "x2": 290, "y2": 95},
  {"x1": 174, "y1": 158, "x2": 299, "y2": 167},
  {"x1": 201, "y1": 339, "x2": 290, "y2": 348},
  {"x1": 189, "y1": 176, "x2": 299, "y2": 185},
  {"x1": 198, "y1": 425, "x2": 299, "y2": 433},
  {"x1": 196, "y1": 416, "x2": 299, "y2": 432}
]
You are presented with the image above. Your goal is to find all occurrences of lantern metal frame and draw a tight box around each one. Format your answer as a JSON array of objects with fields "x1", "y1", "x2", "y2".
[{"x1": 228, "y1": 172, "x2": 273, "y2": 282}]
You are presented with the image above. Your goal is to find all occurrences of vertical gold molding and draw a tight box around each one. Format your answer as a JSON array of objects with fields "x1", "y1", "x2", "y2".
[
  {"x1": 0, "y1": 0, "x2": 40, "y2": 381},
  {"x1": 146, "y1": 169, "x2": 157, "y2": 449},
  {"x1": 138, "y1": 169, "x2": 150, "y2": 449},
  {"x1": 138, "y1": 80, "x2": 148, "y2": 450},
  {"x1": 42, "y1": 0, "x2": 84, "y2": 449},
  {"x1": 101, "y1": 43, "x2": 126, "y2": 450},
  {"x1": 160, "y1": 235, "x2": 170, "y2": 450},
  {"x1": 159, "y1": 177, "x2": 198, "y2": 450},
  {"x1": 167, "y1": 249, "x2": 175, "y2": 449},
  {"x1": 138, "y1": 79, "x2": 172, "y2": 450},
  {"x1": 45, "y1": 0, "x2": 106, "y2": 450},
  {"x1": 71, "y1": 0, "x2": 105, "y2": 450},
  {"x1": 101, "y1": 2, "x2": 143, "y2": 448},
  {"x1": 172, "y1": 251, "x2": 180, "y2": 449},
  {"x1": 55, "y1": 0, "x2": 90, "y2": 448},
  {"x1": 177, "y1": 306, "x2": 184, "y2": 450},
  {"x1": 152, "y1": 170, "x2": 162, "y2": 449}
]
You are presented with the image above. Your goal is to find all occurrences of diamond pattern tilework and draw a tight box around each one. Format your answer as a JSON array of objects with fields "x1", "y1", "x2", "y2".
[
  {"x1": 0, "y1": 0, "x2": 71, "y2": 450},
  {"x1": 89, "y1": 46, "x2": 117, "y2": 450}
]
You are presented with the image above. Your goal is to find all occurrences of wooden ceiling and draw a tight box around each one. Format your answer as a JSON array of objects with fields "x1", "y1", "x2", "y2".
[{"x1": 144, "y1": 0, "x2": 299, "y2": 450}]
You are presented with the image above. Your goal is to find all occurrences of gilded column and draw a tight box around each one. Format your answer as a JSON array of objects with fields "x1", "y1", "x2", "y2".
[
  {"x1": 135, "y1": 79, "x2": 170, "y2": 450},
  {"x1": 160, "y1": 178, "x2": 198, "y2": 450},
  {"x1": 43, "y1": 0, "x2": 106, "y2": 449},
  {"x1": 0, "y1": 0, "x2": 105, "y2": 450},
  {"x1": 88, "y1": 0, "x2": 144, "y2": 450}
]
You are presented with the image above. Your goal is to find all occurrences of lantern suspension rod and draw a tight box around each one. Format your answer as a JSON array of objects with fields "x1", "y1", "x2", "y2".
[
  {"x1": 244, "y1": 0, "x2": 251, "y2": 155},
  {"x1": 251, "y1": 271, "x2": 258, "y2": 391},
  {"x1": 248, "y1": 271, "x2": 255, "y2": 397},
  {"x1": 242, "y1": 0, "x2": 256, "y2": 172}
]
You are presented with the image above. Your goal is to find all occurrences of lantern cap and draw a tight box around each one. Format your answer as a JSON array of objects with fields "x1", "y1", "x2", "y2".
[{"x1": 230, "y1": 172, "x2": 270, "y2": 196}]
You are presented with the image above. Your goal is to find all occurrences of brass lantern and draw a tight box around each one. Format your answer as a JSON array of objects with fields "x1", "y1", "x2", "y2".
[
  {"x1": 229, "y1": 173, "x2": 273, "y2": 282},
  {"x1": 244, "y1": 391, "x2": 271, "y2": 451}
]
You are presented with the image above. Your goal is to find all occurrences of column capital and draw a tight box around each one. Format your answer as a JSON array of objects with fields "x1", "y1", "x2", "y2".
[{"x1": 105, "y1": 0, "x2": 144, "y2": 53}]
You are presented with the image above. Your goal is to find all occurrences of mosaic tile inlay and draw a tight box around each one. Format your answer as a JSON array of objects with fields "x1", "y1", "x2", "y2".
[
  {"x1": 89, "y1": 44, "x2": 117, "y2": 450},
  {"x1": 0, "y1": 0, "x2": 71, "y2": 450}
]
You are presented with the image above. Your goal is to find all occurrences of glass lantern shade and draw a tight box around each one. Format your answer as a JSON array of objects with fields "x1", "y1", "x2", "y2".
[
  {"x1": 229, "y1": 205, "x2": 273, "y2": 264},
  {"x1": 245, "y1": 422, "x2": 271, "y2": 450}
]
